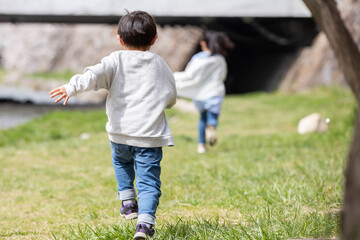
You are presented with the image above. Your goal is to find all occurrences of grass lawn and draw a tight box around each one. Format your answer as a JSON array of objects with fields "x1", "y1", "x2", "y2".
[
  {"x1": 27, "y1": 70, "x2": 76, "y2": 81},
  {"x1": 0, "y1": 68, "x2": 6, "y2": 83},
  {"x1": 0, "y1": 86, "x2": 355, "y2": 239}
]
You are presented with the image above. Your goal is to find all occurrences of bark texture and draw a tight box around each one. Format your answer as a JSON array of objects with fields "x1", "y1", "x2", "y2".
[{"x1": 302, "y1": 0, "x2": 360, "y2": 239}]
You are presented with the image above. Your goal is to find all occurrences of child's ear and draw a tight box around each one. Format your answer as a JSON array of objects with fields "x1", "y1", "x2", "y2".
[
  {"x1": 117, "y1": 34, "x2": 125, "y2": 46},
  {"x1": 150, "y1": 35, "x2": 158, "y2": 46}
]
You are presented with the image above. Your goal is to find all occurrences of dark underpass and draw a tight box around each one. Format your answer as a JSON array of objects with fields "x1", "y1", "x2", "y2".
[{"x1": 157, "y1": 17, "x2": 318, "y2": 94}]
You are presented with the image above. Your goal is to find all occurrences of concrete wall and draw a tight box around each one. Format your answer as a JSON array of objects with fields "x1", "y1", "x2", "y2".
[{"x1": 0, "y1": 0, "x2": 310, "y2": 18}]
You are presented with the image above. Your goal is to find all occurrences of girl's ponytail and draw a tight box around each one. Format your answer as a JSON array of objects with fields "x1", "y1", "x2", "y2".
[{"x1": 203, "y1": 31, "x2": 234, "y2": 57}]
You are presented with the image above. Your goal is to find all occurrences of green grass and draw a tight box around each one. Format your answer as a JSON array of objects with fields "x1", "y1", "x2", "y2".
[
  {"x1": 0, "y1": 67, "x2": 6, "y2": 83},
  {"x1": 0, "y1": 86, "x2": 355, "y2": 239},
  {"x1": 0, "y1": 110, "x2": 107, "y2": 147},
  {"x1": 28, "y1": 70, "x2": 75, "y2": 81}
]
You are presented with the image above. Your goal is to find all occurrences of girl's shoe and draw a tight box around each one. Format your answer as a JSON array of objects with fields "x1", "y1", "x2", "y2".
[
  {"x1": 197, "y1": 143, "x2": 207, "y2": 154},
  {"x1": 206, "y1": 125, "x2": 217, "y2": 146},
  {"x1": 120, "y1": 200, "x2": 138, "y2": 220},
  {"x1": 133, "y1": 223, "x2": 155, "y2": 239}
]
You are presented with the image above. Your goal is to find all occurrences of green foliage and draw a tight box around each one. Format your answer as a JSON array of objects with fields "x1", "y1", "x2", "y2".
[
  {"x1": 28, "y1": 70, "x2": 75, "y2": 81},
  {"x1": 0, "y1": 110, "x2": 107, "y2": 147},
  {"x1": 0, "y1": 67, "x2": 6, "y2": 83},
  {"x1": 54, "y1": 213, "x2": 339, "y2": 240},
  {"x1": 0, "y1": 87, "x2": 355, "y2": 239}
]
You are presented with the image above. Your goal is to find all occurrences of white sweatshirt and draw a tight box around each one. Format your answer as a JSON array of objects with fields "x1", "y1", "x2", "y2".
[
  {"x1": 173, "y1": 54, "x2": 227, "y2": 100},
  {"x1": 64, "y1": 50, "x2": 177, "y2": 147}
]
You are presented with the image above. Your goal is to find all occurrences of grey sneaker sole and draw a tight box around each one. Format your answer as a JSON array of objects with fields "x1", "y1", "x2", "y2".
[
  {"x1": 121, "y1": 212, "x2": 138, "y2": 220},
  {"x1": 133, "y1": 232, "x2": 148, "y2": 239}
]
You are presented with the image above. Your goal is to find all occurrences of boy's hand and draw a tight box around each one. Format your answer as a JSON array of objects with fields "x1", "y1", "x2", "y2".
[{"x1": 49, "y1": 86, "x2": 69, "y2": 105}]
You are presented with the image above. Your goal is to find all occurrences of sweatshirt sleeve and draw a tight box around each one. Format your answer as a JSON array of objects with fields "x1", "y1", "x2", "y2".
[
  {"x1": 166, "y1": 74, "x2": 177, "y2": 109},
  {"x1": 161, "y1": 59, "x2": 177, "y2": 109},
  {"x1": 173, "y1": 61, "x2": 196, "y2": 87},
  {"x1": 64, "y1": 53, "x2": 117, "y2": 97},
  {"x1": 172, "y1": 59, "x2": 211, "y2": 99},
  {"x1": 173, "y1": 59, "x2": 209, "y2": 89}
]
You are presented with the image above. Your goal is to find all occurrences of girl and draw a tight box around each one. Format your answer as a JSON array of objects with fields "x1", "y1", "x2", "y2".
[{"x1": 174, "y1": 31, "x2": 234, "y2": 153}]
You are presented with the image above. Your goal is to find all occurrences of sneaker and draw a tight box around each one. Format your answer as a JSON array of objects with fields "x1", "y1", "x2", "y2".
[
  {"x1": 133, "y1": 223, "x2": 155, "y2": 239},
  {"x1": 120, "y1": 200, "x2": 138, "y2": 220},
  {"x1": 206, "y1": 125, "x2": 217, "y2": 146},
  {"x1": 197, "y1": 143, "x2": 207, "y2": 154}
]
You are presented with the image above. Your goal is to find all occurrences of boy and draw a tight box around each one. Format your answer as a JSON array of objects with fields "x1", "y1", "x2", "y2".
[{"x1": 49, "y1": 10, "x2": 176, "y2": 240}]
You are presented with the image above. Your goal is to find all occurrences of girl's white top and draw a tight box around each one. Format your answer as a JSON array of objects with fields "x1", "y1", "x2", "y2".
[
  {"x1": 173, "y1": 53, "x2": 227, "y2": 100},
  {"x1": 64, "y1": 50, "x2": 177, "y2": 147}
]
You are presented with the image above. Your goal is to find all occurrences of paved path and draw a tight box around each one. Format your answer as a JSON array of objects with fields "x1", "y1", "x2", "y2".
[
  {"x1": 0, "y1": 86, "x2": 84, "y2": 105},
  {"x1": 0, "y1": 102, "x2": 105, "y2": 129},
  {"x1": 0, "y1": 86, "x2": 105, "y2": 129}
]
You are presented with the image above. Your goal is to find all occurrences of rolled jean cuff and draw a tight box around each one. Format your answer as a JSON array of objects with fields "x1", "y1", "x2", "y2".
[
  {"x1": 138, "y1": 213, "x2": 156, "y2": 226},
  {"x1": 118, "y1": 189, "x2": 137, "y2": 200}
]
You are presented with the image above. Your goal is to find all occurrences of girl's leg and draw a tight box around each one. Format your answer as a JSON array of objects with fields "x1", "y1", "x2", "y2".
[
  {"x1": 198, "y1": 111, "x2": 207, "y2": 144},
  {"x1": 206, "y1": 112, "x2": 219, "y2": 146},
  {"x1": 134, "y1": 147, "x2": 163, "y2": 226},
  {"x1": 110, "y1": 142, "x2": 137, "y2": 200},
  {"x1": 206, "y1": 111, "x2": 219, "y2": 128},
  {"x1": 197, "y1": 111, "x2": 207, "y2": 153}
]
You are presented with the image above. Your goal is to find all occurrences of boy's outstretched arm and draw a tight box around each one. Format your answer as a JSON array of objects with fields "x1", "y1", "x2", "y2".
[
  {"x1": 48, "y1": 53, "x2": 116, "y2": 106},
  {"x1": 49, "y1": 86, "x2": 69, "y2": 106}
]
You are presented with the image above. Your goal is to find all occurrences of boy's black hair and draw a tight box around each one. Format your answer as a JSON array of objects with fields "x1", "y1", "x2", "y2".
[
  {"x1": 117, "y1": 10, "x2": 157, "y2": 47},
  {"x1": 202, "y1": 31, "x2": 234, "y2": 57}
]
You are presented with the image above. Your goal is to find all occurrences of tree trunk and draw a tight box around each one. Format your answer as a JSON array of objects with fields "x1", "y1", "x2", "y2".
[{"x1": 302, "y1": 0, "x2": 360, "y2": 239}]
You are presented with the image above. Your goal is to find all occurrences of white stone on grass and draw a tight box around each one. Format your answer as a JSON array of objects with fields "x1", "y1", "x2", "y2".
[{"x1": 297, "y1": 113, "x2": 329, "y2": 134}]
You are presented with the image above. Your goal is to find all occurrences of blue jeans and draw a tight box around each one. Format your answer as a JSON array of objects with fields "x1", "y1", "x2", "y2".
[
  {"x1": 193, "y1": 96, "x2": 223, "y2": 144},
  {"x1": 110, "y1": 141, "x2": 162, "y2": 226},
  {"x1": 198, "y1": 111, "x2": 219, "y2": 144}
]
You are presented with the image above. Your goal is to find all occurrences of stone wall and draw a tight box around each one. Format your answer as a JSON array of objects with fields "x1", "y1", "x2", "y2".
[
  {"x1": 0, "y1": 23, "x2": 202, "y2": 74},
  {"x1": 280, "y1": 0, "x2": 360, "y2": 92}
]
